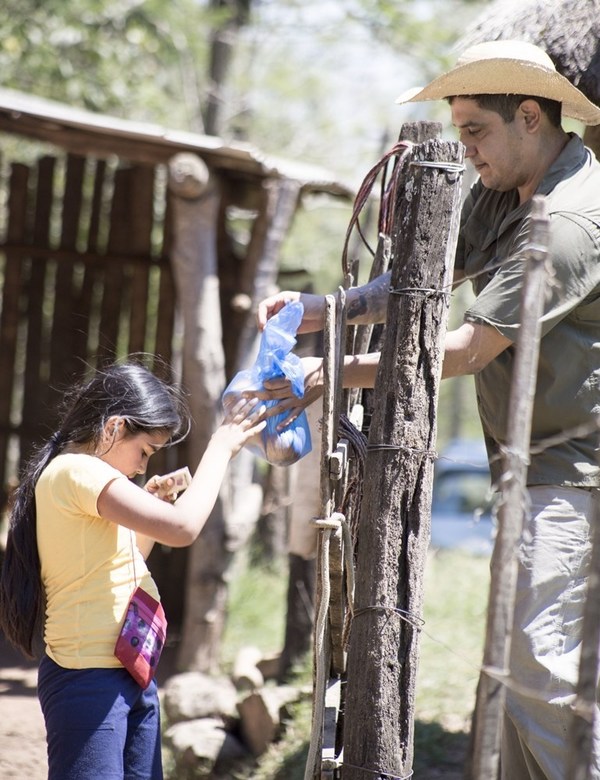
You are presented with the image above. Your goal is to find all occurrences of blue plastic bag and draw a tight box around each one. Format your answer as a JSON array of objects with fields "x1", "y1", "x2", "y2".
[{"x1": 223, "y1": 302, "x2": 312, "y2": 466}]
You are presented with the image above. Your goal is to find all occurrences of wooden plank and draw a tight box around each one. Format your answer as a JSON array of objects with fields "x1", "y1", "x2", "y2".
[
  {"x1": 21, "y1": 155, "x2": 55, "y2": 462},
  {"x1": 50, "y1": 153, "x2": 85, "y2": 391},
  {"x1": 304, "y1": 296, "x2": 337, "y2": 780},
  {"x1": 97, "y1": 166, "x2": 128, "y2": 361},
  {"x1": 0, "y1": 162, "x2": 29, "y2": 504},
  {"x1": 322, "y1": 677, "x2": 343, "y2": 768},
  {"x1": 127, "y1": 164, "x2": 154, "y2": 354},
  {"x1": 72, "y1": 158, "x2": 106, "y2": 366},
  {"x1": 153, "y1": 194, "x2": 175, "y2": 367}
]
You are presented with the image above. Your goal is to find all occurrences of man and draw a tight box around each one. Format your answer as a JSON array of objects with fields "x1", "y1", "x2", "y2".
[{"x1": 255, "y1": 40, "x2": 600, "y2": 780}]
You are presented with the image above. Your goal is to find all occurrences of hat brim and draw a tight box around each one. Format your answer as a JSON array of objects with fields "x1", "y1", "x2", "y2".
[{"x1": 396, "y1": 59, "x2": 600, "y2": 126}]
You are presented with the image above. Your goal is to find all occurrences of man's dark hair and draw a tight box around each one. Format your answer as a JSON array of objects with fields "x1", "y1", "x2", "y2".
[{"x1": 448, "y1": 94, "x2": 562, "y2": 127}]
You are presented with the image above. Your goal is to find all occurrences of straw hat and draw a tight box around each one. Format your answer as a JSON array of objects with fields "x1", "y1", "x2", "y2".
[{"x1": 396, "y1": 40, "x2": 600, "y2": 125}]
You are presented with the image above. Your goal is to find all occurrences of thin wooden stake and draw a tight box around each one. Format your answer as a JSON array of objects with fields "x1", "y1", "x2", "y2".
[{"x1": 470, "y1": 195, "x2": 550, "y2": 779}]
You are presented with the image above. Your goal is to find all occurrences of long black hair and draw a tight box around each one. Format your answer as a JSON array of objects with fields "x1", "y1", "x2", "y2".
[{"x1": 0, "y1": 358, "x2": 190, "y2": 657}]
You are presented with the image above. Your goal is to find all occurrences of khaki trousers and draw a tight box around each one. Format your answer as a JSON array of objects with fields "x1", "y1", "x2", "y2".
[{"x1": 500, "y1": 485, "x2": 600, "y2": 780}]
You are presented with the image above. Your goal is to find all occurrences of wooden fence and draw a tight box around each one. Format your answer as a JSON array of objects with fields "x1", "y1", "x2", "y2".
[{"x1": 0, "y1": 148, "x2": 179, "y2": 514}]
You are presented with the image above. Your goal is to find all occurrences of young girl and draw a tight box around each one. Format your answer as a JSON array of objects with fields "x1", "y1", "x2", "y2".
[{"x1": 0, "y1": 359, "x2": 265, "y2": 780}]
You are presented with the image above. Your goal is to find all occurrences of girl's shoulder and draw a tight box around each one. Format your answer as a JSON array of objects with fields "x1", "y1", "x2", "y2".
[{"x1": 40, "y1": 453, "x2": 124, "y2": 491}]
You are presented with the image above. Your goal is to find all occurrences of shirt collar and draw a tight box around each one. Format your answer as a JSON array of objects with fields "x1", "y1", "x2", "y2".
[{"x1": 536, "y1": 133, "x2": 587, "y2": 196}]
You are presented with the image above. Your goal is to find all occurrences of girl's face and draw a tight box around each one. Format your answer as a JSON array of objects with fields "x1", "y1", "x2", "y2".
[{"x1": 98, "y1": 417, "x2": 170, "y2": 479}]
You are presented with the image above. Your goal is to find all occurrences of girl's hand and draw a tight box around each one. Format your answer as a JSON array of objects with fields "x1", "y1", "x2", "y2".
[
  {"x1": 213, "y1": 397, "x2": 267, "y2": 457},
  {"x1": 144, "y1": 468, "x2": 192, "y2": 503},
  {"x1": 144, "y1": 475, "x2": 169, "y2": 499},
  {"x1": 144, "y1": 475, "x2": 178, "y2": 502}
]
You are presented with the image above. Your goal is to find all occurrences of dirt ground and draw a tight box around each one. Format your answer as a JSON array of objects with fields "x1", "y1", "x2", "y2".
[
  {"x1": 0, "y1": 636, "x2": 181, "y2": 780},
  {"x1": 0, "y1": 636, "x2": 47, "y2": 779},
  {"x1": 0, "y1": 635, "x2": 470, "y2": 780}
]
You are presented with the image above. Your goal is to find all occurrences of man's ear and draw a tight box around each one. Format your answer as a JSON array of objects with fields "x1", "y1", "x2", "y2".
[{"x1": 519, "y1": 99, "x2": 542, "y2": 132}]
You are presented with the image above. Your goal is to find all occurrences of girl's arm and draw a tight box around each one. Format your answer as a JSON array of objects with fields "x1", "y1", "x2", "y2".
[
  {"x1": 97, "y1": 403, "x2": 265, "y2": 547},
  {"x1": 135, "y1": 532, "x2": 156, "y2": 560}
]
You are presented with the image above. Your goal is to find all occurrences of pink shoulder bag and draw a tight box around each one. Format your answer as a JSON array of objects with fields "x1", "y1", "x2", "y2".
[{"x1": 114, "y1": 534, "x2": 167, "y2": 689}]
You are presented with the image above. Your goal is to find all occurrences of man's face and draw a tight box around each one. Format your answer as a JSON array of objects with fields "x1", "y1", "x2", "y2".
[{"x1": 451, "y1": 97, "x2": 531, "y2": 192}]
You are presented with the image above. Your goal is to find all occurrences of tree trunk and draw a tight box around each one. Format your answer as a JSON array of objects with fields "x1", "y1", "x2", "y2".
[
  {"x1": 167, "y1": 152, "x2": 230, "y2": 673},
  {"x1": 343, "y1": 134, "x2": 464, "y2": 779},
  {"x1": 204, "y1": 0, "x2": 251, "y2": 136}
]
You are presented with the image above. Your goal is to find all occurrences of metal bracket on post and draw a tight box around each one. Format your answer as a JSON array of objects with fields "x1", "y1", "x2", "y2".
[{"x1": 329, "y1": 440, "x2": 349, "y2": 481}]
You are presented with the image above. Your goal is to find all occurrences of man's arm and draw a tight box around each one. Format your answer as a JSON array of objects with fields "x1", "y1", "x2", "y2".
[
  {"x1": 345, "y1": 271, "x2": 391, "y2": 325},
  {"x1": 342, "y1": 320, "x2": 511, "y2": 388},
  {"x1": 345, "y1": 267, "x2": 466, "y2": 325},
  {"x1": 257, "y1": 272, "x2": 393, "y2": 332},
  {"x1": 442, "y1": 321, "x2": 512, "y2": 378},
  {"x1": 251, "y1": 318, "x2": 511, "y2": 429}
]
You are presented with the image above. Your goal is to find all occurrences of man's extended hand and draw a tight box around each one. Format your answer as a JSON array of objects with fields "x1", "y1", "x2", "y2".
[
  {"x1": 244, "y1": 356, "x2": 324, "y2": 428},
  {"x1": 256, "y1": 291, "x2": 327, "y2": 333}
]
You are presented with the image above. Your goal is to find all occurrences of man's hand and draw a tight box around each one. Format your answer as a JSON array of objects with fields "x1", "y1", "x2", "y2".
[
  {"x1": 244, "y1": 356, "x2": 325, "y2": 427},
  {"x1": 257, "y1": 291, "x2": 327, "y2": 333}
]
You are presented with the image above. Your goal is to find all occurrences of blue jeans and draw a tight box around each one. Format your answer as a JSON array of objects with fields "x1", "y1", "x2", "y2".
[
  {"x1": 38, "y1": 655, "x2": 163, "y2": 780},
  {"x1": 501, "y1": 486, "x2": 600, "y2": 780}
]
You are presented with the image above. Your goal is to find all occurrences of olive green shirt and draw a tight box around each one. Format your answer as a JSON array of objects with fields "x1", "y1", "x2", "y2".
[{"x1": 455, "y1": 135, "x2": 600, "y2": 486}]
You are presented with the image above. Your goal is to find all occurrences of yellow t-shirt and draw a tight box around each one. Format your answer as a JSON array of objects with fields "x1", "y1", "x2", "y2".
[{"x1": 36, "y1": 453, "x2": 160, "y2": 668}]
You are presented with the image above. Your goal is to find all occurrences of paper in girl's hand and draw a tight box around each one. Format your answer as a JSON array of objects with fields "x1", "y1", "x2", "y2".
[
  {"x1": 223, "y1": 301, "x2": 312, "y2": 466},
  {"x1": 153, "y1": 467, "x2": 192, "y2": 498}
]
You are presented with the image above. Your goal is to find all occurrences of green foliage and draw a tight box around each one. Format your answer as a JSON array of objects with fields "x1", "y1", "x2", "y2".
[
  {"x1": 221, "y1": 551, "x2": 289, "y2": 667},
  {"x1": 0, "y1": 0, "x2": 486, "y2": 437},
  {"x1": 227, "y1": 0, "x2": 485, "y2": 180},
  {"x1": 0, "y1": 0, "x2": 212, "y2": 127}
]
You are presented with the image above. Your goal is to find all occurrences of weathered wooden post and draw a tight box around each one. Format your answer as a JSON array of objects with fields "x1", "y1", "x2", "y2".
[
  {"x1": 342, "y1": 133, "x2": 464, "y2": 779},
  {"x1": 167, "y1": 152, "x2": 230, "y2": 672},
  {"x1": 470, "y1": 195, "x2": 550, "y2": 778}
]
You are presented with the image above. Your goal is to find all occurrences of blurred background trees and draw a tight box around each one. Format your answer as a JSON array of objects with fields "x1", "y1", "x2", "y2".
[{"x1": 0, "y1": 0, "x2": 487, "y2": 446}]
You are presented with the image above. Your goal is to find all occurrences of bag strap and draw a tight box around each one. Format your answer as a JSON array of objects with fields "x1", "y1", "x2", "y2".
[{"x1": 129, "y1": 530, "x2": 138, "y2": 589}]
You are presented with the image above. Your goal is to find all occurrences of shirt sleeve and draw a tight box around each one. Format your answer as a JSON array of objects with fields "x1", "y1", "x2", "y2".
[
  {"x1": 464, "y1": 210, "x2": 600, "y2": 340},
  {"x1": 51, "y1": 455, "x2": 126, "y2": 518}
]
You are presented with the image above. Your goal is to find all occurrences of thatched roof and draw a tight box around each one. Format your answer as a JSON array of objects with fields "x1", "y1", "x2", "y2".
[
  {"x1": 0, "y1": 86, "x2": 354, "y2": 199},
  {"x1": 459, "y1": 0, "x2": 600, "y2": 106}
]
